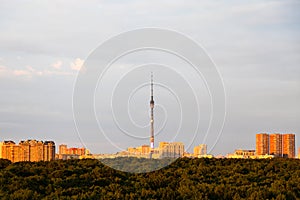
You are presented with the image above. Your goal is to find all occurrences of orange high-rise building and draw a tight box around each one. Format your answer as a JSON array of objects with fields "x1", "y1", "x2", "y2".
[
  {"x1": 283, "y1": 134, "x2": 295, "y2": 158},
  {"x1": 159, "y1": 142, "x2": 184, "y2": 158},
  {"x1": 59, "y1": 144, "x2": 68, "y2": 154},
  {"x1": 0, "y1": 140, "x2": 55, "y2": 162},
  {"x1": 0, "y1": 141, "x2": 21, "y2": 162},
  {"x1": 43, "y1": 141, "x2": 55, "y2": 161},
  {"x1": 138, "y1": 145, "x2": 150, "y2": 154},
  {"x1": 269, "y1": 134, "x2": 283, "y2": 157},
  {"x1": 256, "y1": 133, "x2": 269, "y2": 155}
]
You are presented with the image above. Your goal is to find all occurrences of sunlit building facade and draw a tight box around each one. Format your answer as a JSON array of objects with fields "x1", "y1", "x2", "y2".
[
  {"x1": 57, "y1": 144, "x2": 87, "y2": 160},
  {"x1": 256, "y1": 133, "x2": 269, "y2": 155},
  {"x1": 159, "y1": 142, "x2": 184, "y2": 158},
  {"x1": 269, "y1": 134, "x2": 283, "y2": 157},
  {"x1": 0, "y1": 140, "x2": 55, "y2": 162},
  {"x1": 59, "y1": 144, "x2": 68, "y2": 155},
  {"x1": 194, "y1": 144, "x2": 207, "y2": 157},
  {"x1": 256, "y1": 133, "x2": 295, "y2": 158},
  {"x1": 227, "y1": 149, "x2": 256, "y2": 159},
  {"x1": 43, "y1": 141, "x2": 55, "y2": 161},
  {"x1": 283, "y1": 134, "x2": 295, "y2": 158}
]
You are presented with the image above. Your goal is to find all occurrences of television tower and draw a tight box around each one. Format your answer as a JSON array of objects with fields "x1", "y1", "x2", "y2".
[{"x1": 150, "y1": 72, "x2": 155, "y2": 157}]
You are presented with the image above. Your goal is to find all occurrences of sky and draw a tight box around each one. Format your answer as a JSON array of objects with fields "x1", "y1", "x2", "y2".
[{"x1": 0, "y1": 0, "x2": 299, "y2": 156}]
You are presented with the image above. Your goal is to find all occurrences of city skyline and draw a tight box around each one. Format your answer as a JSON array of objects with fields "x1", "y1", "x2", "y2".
[
  {"x1": 0, "y1": 1, "x2": 299, "y2": 155},
  {"x1": 1, "y1": 131, "x2": 298, "y2": 161}
]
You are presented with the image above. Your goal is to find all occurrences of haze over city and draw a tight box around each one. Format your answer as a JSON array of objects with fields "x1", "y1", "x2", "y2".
[{"x1": 0, "y1": 1, "x2": 299, "y2": 156}]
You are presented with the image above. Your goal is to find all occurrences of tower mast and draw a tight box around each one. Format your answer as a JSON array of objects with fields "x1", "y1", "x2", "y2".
[{"x1": 150, "y1": 72, "x2": 155, "y2": 157}]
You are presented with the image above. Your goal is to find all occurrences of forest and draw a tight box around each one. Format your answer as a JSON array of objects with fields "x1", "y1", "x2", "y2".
[{"x1": 0, "y1": 157, "x2": 299, "y2": 199}]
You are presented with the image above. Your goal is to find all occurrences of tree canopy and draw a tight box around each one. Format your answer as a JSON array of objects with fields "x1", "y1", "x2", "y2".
[{"x1": 0, "y1": 158, "x2": 299, "y2": 199}]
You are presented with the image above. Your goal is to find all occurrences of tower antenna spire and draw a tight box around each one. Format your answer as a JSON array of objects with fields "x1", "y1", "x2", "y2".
[
  {"x1": 151, "y1": 72, "x2": 153, "y2": 101},
  {"x1": 150, "y1": 72, "x2": 155, "y2": 158}
]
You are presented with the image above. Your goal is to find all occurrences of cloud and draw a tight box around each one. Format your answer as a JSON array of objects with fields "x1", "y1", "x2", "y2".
[
  {"x1": 13, "y1": 69, "x2": 31, "y2": 77},
  {"x1": 70, "y1": 58, "x2": 84, "y2": 71},
  {"x1": 0, "y1": 64, "x2": 74, "y2": 79},
  {"x1": 0, "y1": 65, "x2": 32, "y2": 79},
  {"x1": 51, "y1": 60, "x2": 63, "y2": 69}
]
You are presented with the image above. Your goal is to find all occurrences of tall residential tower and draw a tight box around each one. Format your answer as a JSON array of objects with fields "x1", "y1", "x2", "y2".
[
  {"x1": 283, "y1": 134, "x2": 295, "y2": 158},
  {"x1": 269, "y1": 133, "x2": 283, "y2": 157},
  {"x1": 256, "y1": 133, "x2": 269, "y2": 155}
]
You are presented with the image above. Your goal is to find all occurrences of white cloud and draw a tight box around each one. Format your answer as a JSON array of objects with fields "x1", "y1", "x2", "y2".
[
  {"x1": 13, "y1": 69, "x2": 31, "y2": 77},
  {"x1": 0, "y1": 64, "x2": 74, "y2": 79},
  {"x1": 70, "y1": 58, "x2": 84, "y2": 71},
  {"x1": 52, "y1": 60, "x2": 63, "y2": 69}
]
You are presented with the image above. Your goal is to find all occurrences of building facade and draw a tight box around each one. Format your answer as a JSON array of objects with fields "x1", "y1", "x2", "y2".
[
  {"x1": 0, "y1": 141, "x2": 20, "y2": 162},
  {"x1": 256, "y1": 133, "x2": 295, "y2": 158},
  {"x1": 57, "y1": 144, "x2": 87, "y2": 160},
  {"x1": 194, "y1": 144, "x2": 207, "y2": 158},
  {"x1": 0, "y1": 140, "x2": 55, "y2": 162},
  {"x1": 256, "y1": 133, "x2": 269, "y2": 155},
  {"x1": 283, "y1": 134, "x2": 295, "y2": 158},
  {"x1": 43, "y1": 141, "x2": 55, "y2": 161},
  {"x1": 269, "y1": 134, "x2": 283, "y2": 157},
  {"x1": 227, "y1": 149, "x2": 255, "y2": 159},
  {"x1": 59, "y1": 144, "x2": 67, "y2": 155},
  {"x1": 159, "y1": 142, "x2": 184, "y2": 158}
]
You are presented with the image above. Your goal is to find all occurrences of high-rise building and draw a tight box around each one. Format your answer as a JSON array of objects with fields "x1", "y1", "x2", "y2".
[
  {"x1": 137, "y1": 145, "x2": 150, "y2": 154},
  {"x1": 68, "y1": 147, "x2": 85, "y2": 155},
  {"x1": 0, "y1": 140, "x2": 55, "y2": 162},
  {"x1": 269, "y1": 134, "x2": 283, "y2": 157},
  {"x1": 194, "y1": 144, "x2": 207, "y2": 157},
  {"x1": 28, "y1": 140, "x2": 44, "y2": 162},
  {"x1": 159, "y1": 142, "x2": 184, "y2": 158},
  {"x1": 19, "y1": 140, "x2": 30, "y2": 161},
  {"x1": 283, "y1": 134, "x2": 295, "y2": 158},
  {"x1": 59, "y1": 144, "x2": 67, "y2": 154},
  {"x1": 1, "y1": 141, "x2": 20, "y2": 162},
  {"x1": 256, "y1": 133, "x2": 269, "y2": 155},
  {"x1": 159, "y1": 142, "x2": 169, "y2": 150},
  {"x1": 127, "y1": 145, "x2": 150, "y2": 155},
  {"x1": 43, "y1": 141, "x2": 55, "y2": 161},
  {"x1": 0, "y1": 142, "x2": 2, "y2": 158}
]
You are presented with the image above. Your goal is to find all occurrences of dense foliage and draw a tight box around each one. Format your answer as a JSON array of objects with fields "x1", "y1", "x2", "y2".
[
  {"x1": 101, "y1": 157, "x2": 175, "y2": 173},
  {"x1": 0, "y1": 158, "x2": 299, "y2": 199}
]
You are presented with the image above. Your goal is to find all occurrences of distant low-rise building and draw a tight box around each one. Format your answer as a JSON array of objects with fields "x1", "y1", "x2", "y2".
[
  {"x1": 57, "y1": 144, "x2": 89, "y2": 160},
  {"x1": 227, "y1": 149, "x2": 255, "y2": 159},
  {"x1": 159, "y1": 142, "x2": 184, "y2": 158},
  {"x1": 194, "y1": 144, "x2": 207, "y2": 158}
]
